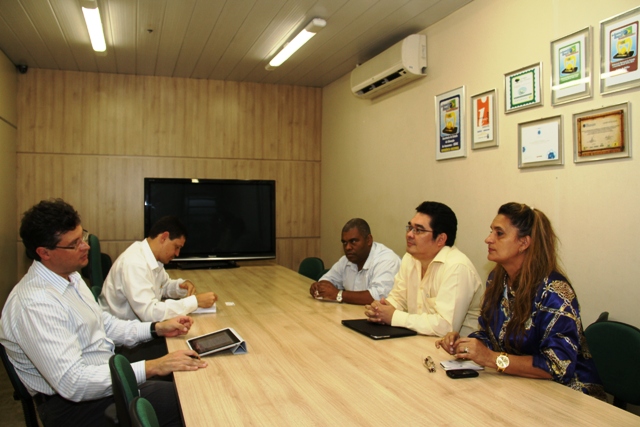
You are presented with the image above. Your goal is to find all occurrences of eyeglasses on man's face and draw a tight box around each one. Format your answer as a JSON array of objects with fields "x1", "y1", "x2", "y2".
[
  {"x1": 405, "y1": 225, "x2": 433, "y2": 235},
  {"x1": 54, "y1": 229, "x2": 90, "y2": 250}
]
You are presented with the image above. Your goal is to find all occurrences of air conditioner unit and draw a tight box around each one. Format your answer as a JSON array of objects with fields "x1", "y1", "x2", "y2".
[{"x1": 351, "y1": 34, "x2": 427, "y2": 99}]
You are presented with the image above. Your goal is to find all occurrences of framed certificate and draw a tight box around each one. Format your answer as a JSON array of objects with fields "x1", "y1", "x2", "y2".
[
  {"x1": 434, "y1": 86, "x2": 466, "y2": 160},
  {"x1": 505, "y1": 63, "x2": 542, "y2": 113},
  {"x1": 600, "y1": 6, "x2": 640, "y2": 94},
  {"x1": 551, "y1": 27, "x2": 592, "y2": 105},
  {"x1": 518, "y1": 116, "x2": 563, "y2": 168},
  {"x1": 573, "y1": 103, "x2": 630, "y2": 163},
  {"x1": 470, "y1": 89, "x2": 498, "y2": 149}
]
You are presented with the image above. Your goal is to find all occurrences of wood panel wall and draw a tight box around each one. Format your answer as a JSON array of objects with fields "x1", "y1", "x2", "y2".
[{"x1": 16, "y1": 69, "x2": 321, "y2": 277}]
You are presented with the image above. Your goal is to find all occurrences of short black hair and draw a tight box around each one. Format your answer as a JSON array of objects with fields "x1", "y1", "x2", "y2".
[
  {"x1": 342, "y1": 218, "x2": 371, "y2": 237},
  {"x1": 20, "y1": 199, "x2": 81, "y2": 261},
  {"x1": 415, "y1": 201, "x2": 457, "y2": 246},
  {"x1": 148, "y1": 215, "x2": 188, "y2": 240}
]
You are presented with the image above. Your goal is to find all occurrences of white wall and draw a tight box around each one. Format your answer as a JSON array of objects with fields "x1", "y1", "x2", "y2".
[{"x1": 321, "y1": 0, "x2": 640, "y2": 328}]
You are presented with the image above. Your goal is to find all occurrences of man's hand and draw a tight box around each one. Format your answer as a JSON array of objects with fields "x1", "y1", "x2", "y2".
[
  {"x1": 364, "y1": 297, "x2": 395, "y2": 324},
  {"x1": 309, "y1": 280, "x2": 339, "y2": 300},
  {"x1": 179, "y1": 280, "x2": 197, "y2": 296},
  {"x1": 156, "y1": 316, "x2": 194, "y2": 337},
  {"x1": 145, "y1": 349, "x2": 207, "y2": 378},
  {"x1": 196, "y1": 292, "x2": 217, "y2": 308}
]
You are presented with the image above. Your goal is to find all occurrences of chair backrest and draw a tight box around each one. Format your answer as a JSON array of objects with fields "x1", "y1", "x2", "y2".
[
  {"x1": 81, "y1": 234, "x2": 112, "y2": 300},
  {"x1": 109, "y1": 354, "x2": 140, "y2": 427},
  {"x1": 0, "y1": 343, "x2": 39, "y2": 427},
  {"x1": 584, "y1": 313, "x2": 640, "y2": 408},
  {"x1": 129, "y1": 397, "x2": 160, "y2": 427},
  {"x1": 298, "y1": 257, "x2": 325, "y2": 281}
]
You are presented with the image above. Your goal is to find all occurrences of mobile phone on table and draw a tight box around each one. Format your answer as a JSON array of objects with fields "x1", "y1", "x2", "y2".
[{"x1": 446, "y1": 369, "x2": 479, "y2": 379}]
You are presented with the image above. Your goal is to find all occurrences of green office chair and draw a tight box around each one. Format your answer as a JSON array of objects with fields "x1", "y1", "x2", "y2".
[
  {"x1": 81, "y1": 234, "x2": 113, "y2": 300},
  {"x1": 0, "y1": 343, "x2": 39, "y2": 427},
  {"x1": 298, "y1": 257, "x2": 325, "y2": 281},
  {"x1": 129, "y1": 397, "x2": 160, "y2": 427},
  {"x1": 109, "y1": 354, "x2": 140, "y2": 427},
  {"x1": 584, "y1": 311, "x2": 640, "y2": 410}
]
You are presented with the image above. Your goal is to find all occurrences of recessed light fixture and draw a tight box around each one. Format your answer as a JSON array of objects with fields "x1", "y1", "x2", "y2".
[{"x1": 266, "y1": 18, "x2": 326, "y2": 70}]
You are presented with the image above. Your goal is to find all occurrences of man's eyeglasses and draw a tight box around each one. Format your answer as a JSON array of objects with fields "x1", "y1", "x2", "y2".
[
  {"x1": 405, "y1": 225, "x2": 433, "y2": 235},
  {"x1": 54, "y1": 229, "x2": 90, "y2": 250}
]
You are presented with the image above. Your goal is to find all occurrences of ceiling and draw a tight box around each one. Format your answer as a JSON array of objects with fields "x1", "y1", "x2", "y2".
[{"x1": 0, "y1": 0, "x2": 472, "y2": 88}]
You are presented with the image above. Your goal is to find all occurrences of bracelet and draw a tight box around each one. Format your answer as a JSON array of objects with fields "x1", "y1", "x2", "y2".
[{"x1": 150, "y1": 322, "x2": 158, "y2": 338}]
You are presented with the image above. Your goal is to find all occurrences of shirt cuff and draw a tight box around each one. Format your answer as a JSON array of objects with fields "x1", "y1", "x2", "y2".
[
  {"x1": 132, "y1": 361, "x2": 147, "y2": 384},
  {"x1": 140, "y1": 322, "x2": 154, "y2": 341},
  {"x1": 391, "y1": 310, "x2": 409, "y2": 328}
]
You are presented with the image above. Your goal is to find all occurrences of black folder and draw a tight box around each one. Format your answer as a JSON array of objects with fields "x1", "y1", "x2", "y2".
[{"x1": 341, "y1": 319, "x2": 417, "y2": 340}]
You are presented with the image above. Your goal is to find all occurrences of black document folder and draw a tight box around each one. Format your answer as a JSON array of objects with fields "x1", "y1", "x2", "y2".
[{"x1": 341, "y1": 319, "x2": 417, "y2": 340}]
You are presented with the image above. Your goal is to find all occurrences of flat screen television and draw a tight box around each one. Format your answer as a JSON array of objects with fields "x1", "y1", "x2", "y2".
[{"x1": 144, "y1": 178, "x2": 276, "y2": 268}]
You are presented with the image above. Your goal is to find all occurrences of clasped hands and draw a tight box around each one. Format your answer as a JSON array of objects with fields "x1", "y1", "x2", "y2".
[
  {"x1": 364, "y1": 297, "x2": 395, "y2": 325},
  {"x1": 309, "y1": 281, "x2": 339, "y2": 301},
  {"x1": 435, "y1": 332, "x2": 491, "y2": 366}
]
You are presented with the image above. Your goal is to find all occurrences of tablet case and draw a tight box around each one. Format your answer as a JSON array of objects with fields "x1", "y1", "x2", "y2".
[{"x1": 341, "y1": 319, "x2": 417, "y2": 340}]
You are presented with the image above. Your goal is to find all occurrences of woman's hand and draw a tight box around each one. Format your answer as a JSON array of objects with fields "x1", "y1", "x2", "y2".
[{"x1": 435, "y1": 332, "x2": 460, "y2": 355}]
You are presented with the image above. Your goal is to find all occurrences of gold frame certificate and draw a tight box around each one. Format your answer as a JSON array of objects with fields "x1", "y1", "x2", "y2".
[{"x1": 573, "y1": 103, "x2": 630, "y2": 163}]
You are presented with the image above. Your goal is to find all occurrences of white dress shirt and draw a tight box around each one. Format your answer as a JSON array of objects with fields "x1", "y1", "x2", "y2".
[
  {"x1": 319, "y1": 242, "x2": 401, "y2": 300},
  {"x1": 99, "y1": 239, "x2": 197, "y2": 321},
  {"x1": 0, "y1": 261, "x2": 150, "y2": 401},
  {"x1": 386, "y1": 247, "x2": 483, "y2": 337}
]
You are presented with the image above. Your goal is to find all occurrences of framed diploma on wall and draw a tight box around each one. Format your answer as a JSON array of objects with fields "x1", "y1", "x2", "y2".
[
  {"x1": 505, "y1": 63, "x2": 542, "y2": 113},
  {"x1": 573, "y1": 103, "x2": 630, "y2": 163},
  {"x1": 600, "y1": 6, "x2": 640, "y2": 94},
  {"x1": 518, "y1": 116, "x2": 563, "y2": 169}
]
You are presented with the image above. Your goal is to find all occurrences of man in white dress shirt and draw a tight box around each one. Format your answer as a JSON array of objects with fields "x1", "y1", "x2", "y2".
[
  {"x1": 365, "y1": 201, "x2": 483, "y2": 337},
  {"x1": 0, "y1": 199, "x2": 207, "y2": 426},
  {"x1": 309, "y1": 218, "x2": 401, "y2": 305},
  {"x1": 99, "y1": 215, "x2": 217, "y2": 322}
]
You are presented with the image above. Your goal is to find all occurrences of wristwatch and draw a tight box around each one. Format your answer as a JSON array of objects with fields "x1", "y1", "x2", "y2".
[
  {"x1": 496, "y1": 352, "x2": 509, "y2": 373},
  {"x1": 150, "y1": 322, "x2": 159, "y2": 339},
  {"x1": 336, "y1": 290, "x2": 343, "y2": 303}
]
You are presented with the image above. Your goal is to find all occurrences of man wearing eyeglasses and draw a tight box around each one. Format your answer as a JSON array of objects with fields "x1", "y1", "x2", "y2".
[
  {"x1": 309, "y1": 218, "x2": 401, "y2": 305},
  {"x1": 0, "y1": 199, "x2": 206, "y2": 426},
  {"x1": 364, "y1": 201, "x2": 483, "y2": 337}
]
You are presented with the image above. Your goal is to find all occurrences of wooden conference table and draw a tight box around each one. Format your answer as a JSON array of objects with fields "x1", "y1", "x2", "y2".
[{"x1": 167, "y1": 264, "x2": 638, "y2": 426}]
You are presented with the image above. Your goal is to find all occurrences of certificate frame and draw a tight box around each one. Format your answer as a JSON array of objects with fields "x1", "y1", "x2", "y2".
[
  {"x1": 470, "y1": 89, "x2": 498, "y2": 149},
  {"x1": 551, "y1": 27, "x2": 592, "y2": 105},
  {"x1": 573, "y1": 102, "x2": 630, "y2": 163},
  {"x1": 434, "y1": 86, "x2": 466, "y2": 160},
  {"x1": 505, "y1": 63, "x2": 542, "y2": 113},
  {"x1": 518, "y1": 115, "x2": 563, "y2": 169},
  {"x1": 600, "y1": 6, "x2": 640, "y2": 94}
]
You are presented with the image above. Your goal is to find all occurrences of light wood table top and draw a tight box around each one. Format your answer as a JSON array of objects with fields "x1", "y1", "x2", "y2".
[{"x1": 167, "y1": 264, "x2": 638, "y2": 426}]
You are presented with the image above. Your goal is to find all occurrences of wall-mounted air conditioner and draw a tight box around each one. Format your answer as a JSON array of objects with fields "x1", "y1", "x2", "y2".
[{"x1": 350, "y1": 34, "x2": 427, "y2": 99}]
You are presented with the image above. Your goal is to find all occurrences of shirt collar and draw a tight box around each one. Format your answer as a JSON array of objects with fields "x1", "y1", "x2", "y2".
[
  {"x1": 32, "y1": 260, "x2": 83, "y2": 294},
  {"x1": 141, "y1": 238, "x2": 163, "y2": 271}
]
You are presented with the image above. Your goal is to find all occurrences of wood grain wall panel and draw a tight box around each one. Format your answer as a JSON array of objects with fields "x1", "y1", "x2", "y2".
[{"x1": 17, "y1": 69, "x2": 321, "y2": 272}]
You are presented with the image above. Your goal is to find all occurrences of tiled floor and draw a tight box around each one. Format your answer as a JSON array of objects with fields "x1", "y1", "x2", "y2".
[{"x1": 0, "y1": 364, "x2": 41, "y2": 427}]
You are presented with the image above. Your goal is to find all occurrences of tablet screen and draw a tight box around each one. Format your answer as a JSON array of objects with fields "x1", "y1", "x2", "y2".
[{"x1": 188, "y1": 329, "x2": 241, "y2": 355}]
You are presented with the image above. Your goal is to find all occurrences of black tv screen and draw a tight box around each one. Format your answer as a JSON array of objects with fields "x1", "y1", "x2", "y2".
[{"x1": 144, "y1": 178, "x2": 276, "y2": 265}]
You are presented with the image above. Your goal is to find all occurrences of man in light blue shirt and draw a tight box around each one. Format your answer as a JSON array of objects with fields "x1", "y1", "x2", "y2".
[
  {"x1": 0, "y1": 199, "x2": 207, "y2": 427},
  {"x1": 309, "y1": 218, "x2": 401, "y2": 305}
]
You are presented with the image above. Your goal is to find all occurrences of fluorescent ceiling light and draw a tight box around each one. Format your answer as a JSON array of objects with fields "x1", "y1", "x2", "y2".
[
  {"x1": 266, "y1": 18, "x2": 326, "y2": 70},
  {"x1": 81, "y1": 1, "x2": 106, "y2": 53}
]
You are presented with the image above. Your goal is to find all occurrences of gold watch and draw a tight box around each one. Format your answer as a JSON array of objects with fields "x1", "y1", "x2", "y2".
[{"x1": 496, "y1": 352, "x2": 509, "y2": 373}]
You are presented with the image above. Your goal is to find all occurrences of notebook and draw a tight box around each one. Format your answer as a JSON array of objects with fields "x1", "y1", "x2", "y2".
[{"x1": 341, "y1": 319, "x2": 417, "y2": 340}]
